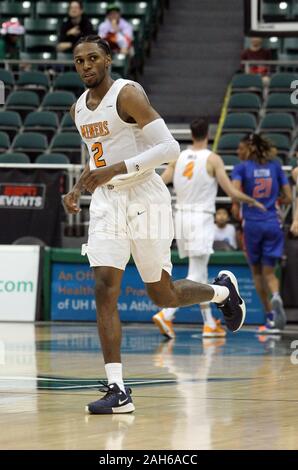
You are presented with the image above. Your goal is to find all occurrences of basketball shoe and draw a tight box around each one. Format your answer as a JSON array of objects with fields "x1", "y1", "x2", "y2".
[{"x1": 86, "y1": 383, "x2": 135, "y2": 414}]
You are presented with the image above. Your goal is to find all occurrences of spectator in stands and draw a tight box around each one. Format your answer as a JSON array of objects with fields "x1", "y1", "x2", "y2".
[
  {"x1": 232, "y1": 133, "x2": 292, "y2": 334},
  {"x1": 241, "y1": 37, "x2": 272, "y2": 81},
  {"x1": 0, "y1": 19, "x2": 25, "y2": 60},
  {"x1": 57, "y1": 1, "x2": 94, "y2": 53},
  {"x1": 98, "y1": 3, "x2": 133, "y2": 55},
  {"x1": 214, "y1": 208, "x2": 238, "y2": 250}
]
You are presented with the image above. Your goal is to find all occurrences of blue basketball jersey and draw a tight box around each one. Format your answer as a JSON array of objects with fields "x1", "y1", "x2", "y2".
[{"x1": 231, "y1": 159, "x2": 288, "y2": 221}]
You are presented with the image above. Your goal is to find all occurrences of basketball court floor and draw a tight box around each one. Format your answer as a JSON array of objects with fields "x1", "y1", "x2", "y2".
[{"x1": 0, "y1": 322, "x2": 298, "y2": 450}]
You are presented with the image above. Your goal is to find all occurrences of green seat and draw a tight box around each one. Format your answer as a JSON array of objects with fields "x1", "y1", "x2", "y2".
[
  {"x1": 6, "y1": 91, "x2": 40, "y2": 118},
  {"x1": 20, "y1": 51, "x2": 56, "y2": 62},
  {"x1": 0, "y1": 153, "x2": 30, "y2": 164},
  {"x1": 228, "y1": 93, "x2": 262, "y2": 115},
  {"x1": 0, "y1": 69, "x2": 15, "y2": 91},
  {"x1": 266, "y1": 93, "x2": 297, "y2": 114},
  {"x1": 12, "y1": 132, "x2": 48, "y2": 157},
  {"x1": 53, "y1": 72, "x2": 85, "y2": 95},
  {"x1": 42, "y1": 92, "x2": 76, "y2": 112},
  {"x1": 50, "y1": 132, "x2": 81, "y2": 163},
  {"x1": 0, "y1": 1, "x2": 32, "y2": 17},
  {"x1": 284, "y1": 38, "x2": 298, "y2": 53},
  {"x1": 262, "y1": 133, "x2": 290, "y2": 151},
  {"x1": 36, "y1": 2, "x2": 69, "y2": 18},
  {"x1": 25, "y1": 34, "x2": 58, "y2": 53},
  {"x1": 217, "y1": 133, "x2": 246, "y2": 154},
  {"x1": 259, "y1": 113, "x2": 295, "y2": 138},
  {"x1": 222, "y1": 155, "x2": 240, "y2": 166},
  {"x1": 269, "y1": 73, "x2": 298, "y2": 92},
  {"x1": 231, "y1": 74, "x2": 263, "y2": 94},
  {"x1": 0, "y1": 131, "x2": 10, "y2": 152},
  {"x1": 17, "y1": 72, "x2": 50, "y2": 96},
  {"x1": 24, "y1": 111, "x2": 58, "y2": 139},
  {"x1": 36, "y1": 153, "x2": 70, "y2": 164},
  {"x1": 112, "y1": 53, "x2": 130, "y2": 77},
  {"x1": 24, "y1": 18, "x2": 59, "y2": 35},
  {"x1": 289, "y1": 157, "x2": 298, "y2": 169},
  {"x1": 0, "y1": 111, "x2": 22, "y2": 139},
  {"x1": 60, "y1": 113, "x2": 76, "y2": 132},
  {"x1": 222, "y1": 113, "x2": 257, "y2": 133}
]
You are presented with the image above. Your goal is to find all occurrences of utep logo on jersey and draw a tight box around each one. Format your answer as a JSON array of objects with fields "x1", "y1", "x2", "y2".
[{"x1": 80, "y1": 121, "x2": 110, "y2": 139}]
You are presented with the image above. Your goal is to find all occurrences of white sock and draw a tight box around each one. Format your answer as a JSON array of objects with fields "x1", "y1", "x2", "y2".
[
  {"x1": 272, "y1": 292, "x2": 280, "y2": 299},
  {"x1": 200, "y1": 305, "x2": 216, "y2": 329},
  {"x1": 162, "y1": 307, "x2": 177, "y2": 321},
  {"x1": 208, "y1": 285, "x2": 229, "y2": 304},
  {"x1": 105, "y1": 363, "x2": 125, "y2": 393}
]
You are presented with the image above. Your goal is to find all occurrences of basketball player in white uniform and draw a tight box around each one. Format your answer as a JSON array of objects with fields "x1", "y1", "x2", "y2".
[
  {"x1": 63, "y1": 36, "x2": 256, "y2": 415},
  {"x1": 153, "y1": 118, "x2": 265, "y2": 339}
]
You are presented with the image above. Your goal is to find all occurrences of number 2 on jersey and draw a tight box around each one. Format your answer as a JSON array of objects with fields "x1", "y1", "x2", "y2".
[
  {"x1": 91, "y1": 142, "x2": 106, "y2": 168},
  {"x1": 253, "y1": 178, "x2": 272, "y2": 198}
]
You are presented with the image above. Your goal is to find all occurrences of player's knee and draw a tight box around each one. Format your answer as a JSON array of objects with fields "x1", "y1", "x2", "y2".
[{"x1": 94, "y1": 279, "x2": 120, "y2": 309}]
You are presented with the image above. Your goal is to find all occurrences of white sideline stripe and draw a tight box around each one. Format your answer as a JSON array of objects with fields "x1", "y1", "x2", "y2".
[{"x1": 0, "y1": 376, "x2": 175, "y2": 384}]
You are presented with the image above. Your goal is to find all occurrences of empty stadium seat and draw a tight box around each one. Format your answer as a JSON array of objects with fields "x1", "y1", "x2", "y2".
[
  {"x1": 20, "y1": 51, "x2": 57, "y2": 62},
  {"x1": 269, "y1": 73, "x2": 298, "y2": 92},
  {"x1": 16, "y1": 71, "x2": 50, "y2": 99},
  {"x1": 24, "y1": 18, "x2": 59, "y2": 35},
  {"x1": 259, "y1": 113, "x2": 295, "y2": 138},
  {"x1": 50, "y1": 132, "x2": 82, "y2": 163},
  {"x1": 262, "y1": 2, "x2": 289, "y2": 22},
  {"x1": 36, "y1": 2, "x2": 69, "y2": 18},
  {"x1": 217, "y1": 133, "x2": 246, "y2": 154},
  {"x1": 5, "y1": 91, "x2": 40, "y2": 118},
  {"x1": 1, "y1": 1, "x2": 32, "y2": 17},
  {"x1": 12, "y1": 132, "x2": 48, "y2": 158},
  {"x1": 231, "y1": 74, "x2": 263, "y2": 95},
  {"x1": 228, "y1": 93, "x2": 262, "y2": 115},
  {"x1": 25, "y1": 34, "x2": 58, "y2": 53},
  {"x1": 60, "y1": 113, "x2": 76, "y2": 132},
  {"x1": 266, "y1": 93, "x2": 297, "y2": 114},
  {"x1": 36, "y1": 154, "x2": 70, "y2": 164},
  {"x1": 0, "y1": 153, "x2": 30, "y2": 164},
  {"x1": 222, "y1": 113, "x2": 257, "y2": 133},
  {"x1": 24, "y1": 111, "x2": 59, "y2": 139},
  {"x1": 222, "y1": 155, "x2": 240, "y2": 166},
  {"x1": 53, "y1": 72, "x2": 85, "y2": 95},
  {"x1": 42, "y1": 92, "x2": 76, "y2": 114},
  {"x1": 0, "y1": 69, "x2": 15, "y2": 92},
  {"x1": 0, "y1": 131, "x2": 10, "y2": 153},
  {"x1": 0, "y1": 111, "x2": 22, "y2": 139}
]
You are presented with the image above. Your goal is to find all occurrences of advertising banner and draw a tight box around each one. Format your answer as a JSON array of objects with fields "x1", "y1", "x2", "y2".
[
  {"x1": 51, "y1": 262, "x2": 263, "y2": 324},
  {"x1": 0, "y1": 246, "x2": 41, "y2": 321}
]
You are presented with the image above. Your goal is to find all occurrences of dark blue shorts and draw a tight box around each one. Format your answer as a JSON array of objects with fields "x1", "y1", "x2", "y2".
[{"x1": 243, "y1": 219, "x2": 284, "y2": 266}]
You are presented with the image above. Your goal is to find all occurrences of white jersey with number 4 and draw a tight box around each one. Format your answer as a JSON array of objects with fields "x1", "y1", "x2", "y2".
[
  {"x1": 173, "y1": 148, "x2": 218, "y2": 213},
  {"x1": 74, "y1": 78, "x2": 154, "y2": 186}
]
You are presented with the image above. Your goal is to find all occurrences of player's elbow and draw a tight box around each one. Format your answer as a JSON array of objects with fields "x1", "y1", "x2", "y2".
[{"x1": 167, "y1": 139, "x2": 180, "y2": 162}]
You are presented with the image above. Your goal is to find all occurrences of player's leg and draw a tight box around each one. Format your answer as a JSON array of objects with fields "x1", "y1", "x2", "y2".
[
  {"x1": 261, "y1": 221, "x2": 286, "y2": 331},
  {"x1": 146, "y1": 269, "x2": 246, "y2": 333},
  {"x1": 251, "y1": 264, "x2": 272, "y2": 313}
]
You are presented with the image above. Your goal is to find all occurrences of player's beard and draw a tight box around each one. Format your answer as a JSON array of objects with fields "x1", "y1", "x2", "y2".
[{"x1": 85, "y1": 74, "x2": 104, "y2": 89}]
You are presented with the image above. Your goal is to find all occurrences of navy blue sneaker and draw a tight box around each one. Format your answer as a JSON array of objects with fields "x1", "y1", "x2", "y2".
[
  {"x1": 86, "y1": 383, "x2": 135, "y2": 415},
  {"x1": 212, "y1": 270, "x2": 246, "y2": 332}
]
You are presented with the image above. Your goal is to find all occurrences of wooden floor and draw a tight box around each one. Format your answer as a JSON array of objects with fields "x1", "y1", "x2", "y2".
[{"x1": 0, "y1": 322, "x2": 298, "y2": 450}]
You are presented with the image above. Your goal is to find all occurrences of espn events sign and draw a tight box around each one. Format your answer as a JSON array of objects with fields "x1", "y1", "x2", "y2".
[
  {"x1": 0, "y1": 246, "x2": 41, "y2": 321},
  {"x1": 0, "y1": 183, "x2": 46, "y2": 209}
]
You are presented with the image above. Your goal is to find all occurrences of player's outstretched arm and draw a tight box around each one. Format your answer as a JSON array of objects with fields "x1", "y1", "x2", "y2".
[
  {"x1": 161, "y1": 161, "x2": 176, "y2": 185},
  {"x1": 211, "y1": 153, "x2": 266, "y2": 211}
]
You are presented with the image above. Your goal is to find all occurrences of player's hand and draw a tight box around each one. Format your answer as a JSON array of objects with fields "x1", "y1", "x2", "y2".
[
  {"x1": 67, "y1": 26, "x2": 80, "y2": 36},
  {"x1": 290, "y1": 220, "x2": 298, "y2": 237},
  {"x1": 62, "y1": 189, "x2": 81, "y2": 214},
  {"x1": 252, "y1": 200, "x2": 266, "y2": 211},
  {"x1": 82, "y1": 167, "x2": 115, "y2": 193}
]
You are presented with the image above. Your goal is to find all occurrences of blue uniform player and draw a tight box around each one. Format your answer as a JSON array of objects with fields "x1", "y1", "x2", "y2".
[{"x1": 232, "y1": 134, "x2": 292, "y2": 333}]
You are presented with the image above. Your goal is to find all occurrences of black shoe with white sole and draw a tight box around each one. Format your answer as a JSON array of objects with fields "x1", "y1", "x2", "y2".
[
  {"x1": 212, "y1": 270, "x2": 246, "y2": 332},
  {"x1": 86, "y1": 383, "x2": 135, "y2": 415}
]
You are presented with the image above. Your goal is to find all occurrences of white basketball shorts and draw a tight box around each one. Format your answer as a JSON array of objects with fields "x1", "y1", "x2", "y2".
[
  {"x1": 174, "y1": 209, "x2": 215, "y2": 258},
  {"x1": 82, "y1": 173, "x2": 174, "y2": 283}
]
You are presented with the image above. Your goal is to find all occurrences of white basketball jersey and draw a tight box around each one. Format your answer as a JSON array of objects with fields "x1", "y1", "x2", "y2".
[
  {"x1": 173, "y1": 148, "x2": 218, "y2": 213},
  {"x1": 74, "y1": 78, "x2": 154, "y2": 185}
]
